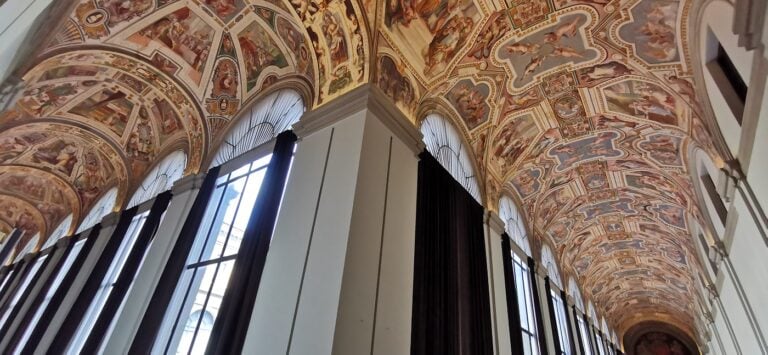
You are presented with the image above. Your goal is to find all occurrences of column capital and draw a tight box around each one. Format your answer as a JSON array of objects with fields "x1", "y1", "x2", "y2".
[
  {"x1": 294, "y1": 84, "x2": 425, "y2": 155},
  {"x1": 485, "y1": 210, "x2": 505, "y2": 234},
  {"x1": 172, "y1": 173, "x2": 207, "y2": 194}
]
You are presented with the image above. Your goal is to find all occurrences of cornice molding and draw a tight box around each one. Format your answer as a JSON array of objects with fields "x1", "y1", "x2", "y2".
[
  {"x1": 485, "y1": 210, "x2": 505, "y2": 234},
  {"x1": 172, "y1": 173, "x2": 207, "y2": 195},
  {"x1": 294, "y1": 84, "x2": 425, "y2": 155}
]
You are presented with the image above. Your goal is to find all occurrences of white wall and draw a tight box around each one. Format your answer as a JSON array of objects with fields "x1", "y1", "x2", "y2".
[{"x1": 0, "y1": 0, "x2": 55, "y2": 82}]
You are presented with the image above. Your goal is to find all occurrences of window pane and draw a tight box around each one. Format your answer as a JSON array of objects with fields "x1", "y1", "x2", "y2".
[
  {"x1": 0, "y1": 255, "x2": 48, "y2": 329},
  {"x1": 16, "y1": 239, "x2": 86, "y2": 350},
  {"x1": 68, "y1": 211, "x2": 150, "y2": 352}
]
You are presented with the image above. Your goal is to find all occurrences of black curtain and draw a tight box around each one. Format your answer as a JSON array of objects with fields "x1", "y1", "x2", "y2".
[
  {"x1": 528, "y1": 258, "x2": 549, "y2": 355},
  {"x1": 129, "y1": 166, "x2": 221, "y2": 354},
  {"x1": 205, "y1": 131, "x2": 297, "y2": 354},
  {"x1": 501, "y1": 233, "x2": 524, "y2": 354},
  {"x1": 78, "y1": 191, "x2": 172, "y2": 352},
  {"x1": 544, "y1": 277, "x2": 563, "y2": 355},
  {"x1": 0, "y1": 260, "x2": 23, "y2": 302},
  {"x1": 411, "y1": 151, "x2": 493, "y2": 355},
  {"x1": 0, "y1": 249, "x2": 55, "y2": 339},
  {"x1": 9, "y1": 223, "x2": 105, "y2": 352},
  {"x1": 571, "y1": 306, "x2": 585, "y2": 355},
  {"x1": 42, "y1": 207, "x2": 135, "y2": 350}
]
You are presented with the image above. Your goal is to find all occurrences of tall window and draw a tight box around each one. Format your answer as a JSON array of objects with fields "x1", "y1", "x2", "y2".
[
  {"x1": 0, "y1": 254, "x2": 47, "y2": 330},
  {"x1": 577, "y1": 314, "x2": 593, "y2": 355},
  {"x1": 14, "y1": 239, "x2": 86, "y2": 350},
  {"x1": 155, "y1": 154, "x2": 274, "y2": 354},
  {"x1": 68, "y1": 210, "x2": 150, "y2": 353},
  {"x1": 550, "y1": 289, "x2": 571, "y2": 355},
  {"x1": 513, "y1": 252, "x2": 539, "y2": 355},
  {"x1": 542, "y1": 245, "x2": 570, "y2": 354},
  {"x1": 595, "y1": 331, "x2": 606, "y2": 355},
  {"x1": 421, "y1": 114, "x2": 481, "y2": 202}
]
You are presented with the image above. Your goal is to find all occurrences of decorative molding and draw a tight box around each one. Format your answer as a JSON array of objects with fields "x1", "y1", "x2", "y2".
[
  {"x1": 485, "y1": 211, "x2": 505, "y2": 234},
  {"x1": 171, "y1": 173, "x2": 207, "y2": 195},
  {"x1": 294, "y1": 84, "x2": 425, "y2": 155}
]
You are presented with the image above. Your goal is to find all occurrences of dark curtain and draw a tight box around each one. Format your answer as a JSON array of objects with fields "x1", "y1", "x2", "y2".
[
  {"x1": 528, "y1": 258, "x2": 549, "y2": 355},
  {"x1": 78, "y1": 191, "x2": 172, "y2": 353},
  {"x1": 571, "y1": 305, "x2": 585, "y2": 355},
  {"x1": 501, "y1": 233, "x2": 524, "y2": 354},
  {"x1": 545, "y1": 277, "x2": 563, "y2": 354},
  {"x1": 205, "y1": 131, "x2": 297, "y2": 354},
  {"x1": 411, "y1": 151, "x2": 493, "y2": 355},
  {"x1": 0, "y1": 260, "x2": 23, "y2": 302},
  {"x1": 561, "y1": 290, "x2": 576, "y2": 355},
  {"x1": 43, "y1": 207, "x2": 136, "y2": 350},
  {"x1": 0, "y1": 248, "x2": 56, "y2": 339},
  {"x1": 129, "y1": 166, "x2": 221, "y2": 354}
]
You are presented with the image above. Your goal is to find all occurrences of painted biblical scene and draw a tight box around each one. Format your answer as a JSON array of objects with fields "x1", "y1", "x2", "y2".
[
  {"x1": 497, "y1": 13, "x2": 599, "y2": 89},
  {"x1": 507, "y1": 0, "x2": 553, "y2": 29},
  {"x1": 578, "y1": 197, "x2": 636, "y2": 221},
  {"x1": 625, "y1": 171, "x2": 687, "y2": 206},
  {"x1": 377, "y1": 56, "x2": 417, "y2": 112},
  {"x1": 97, "y1": 0, "x2": 154, "y2": 27},
  {"x1": 638, "y1": 133, "x2": 683, "y2": 167},
  {"x1": 0, "y1": 198, "x2": 44, "y2": 240},
  {"x1": 652, "y1": 203, "x2": 686, "y2": 229},
  {"x1": 129, "y1": 8, "x2": 214, "y2": 83},
  {"x1": 69, "y1": 88, "x2": 135, "y2": 136},
  {"x1": 547, "y1": 131, "x2": 623, "y2": 172},
  {"x1": 618, "y1": 0, "x2": 681, "y2": 64},
  {"x1": 18, "y1": 83, "x2": 85, "y2": 117},
  {"x1": 237, "y1": 21, "x2": 289, "y2": 91},
  {"x1": 203, "y1": 0, "x2": 246, "y2": 22},
  {"x1": 446, "y1": 79, "x2": 491, "y2": 130},
  {"x1": 384, "y1": 0, "x2": 481, "y2": 77},
  {"x1": 536, "y1": 186, "x2": 574, "y2": 227},
  {"x1": 490, "y1": 113, "x2": 540, "y2": 173},
  {"x1": 577, "y1": 62, "x2": 632, "y2": 87},
  {"x1": 510, "y1": 166, "x2": 543, "y2": 199},
  {"x1": 604, "y1": 80, "x2": 682, "y2": 127}
]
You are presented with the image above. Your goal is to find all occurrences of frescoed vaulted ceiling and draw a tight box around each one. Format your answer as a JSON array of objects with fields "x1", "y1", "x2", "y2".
[{"x1": 0, "y1": 0, "x2": 727, "y2": 343}]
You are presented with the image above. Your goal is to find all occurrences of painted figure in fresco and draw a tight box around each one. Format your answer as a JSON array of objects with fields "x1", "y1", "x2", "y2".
[
  {"x1": 134, "y1": 9, "x2": 213, "y2": 73},
  {"x1": 468, "y1": 13, "x2": 510, "y2": 59},
  {"x1": 98, "y1": 0, "x2": 153, "y2": 26},
  {"x1": 550, "y1": 131, "x2": 622, "y2": 172},
  {"x1": 212, "y1": 59, "x2": 238, "y2": 97},
  {"x1": 378, "y1": 57, "x2": 415, "y2": 109},
  {"x1": 238, "y1": 23, "x2": 287, "y2": 91},
  {"x1": 578, "y1": 62, "x2": 632, "y2": 85},
  {"x1": 205, "y1": 0, "x2": 239, "y2": 18},
  {"x1": 639, "y1": 134, "x2": 681, "y2": 166},
  {"x1": 448, "y1": 83, "x2": 487, "y2": 128},
  {"x1": 605, "y1": 81, "x2": 678, "y2": 126},
  {"x1": 22, "y1": 84, "x2": 78, "y2": 116},
  {"x1": 33, "y1": 140, "x2": 79, "y2": 175},
  {"x1": 424, "y1": 15, "x2": 474, "y2": 74},
  {"x1": 322, "y1": 12, "x2": 350, "y2": 66},
  {"x1": 511, "y1": 168, "x2": 541, "y2": 198},
  {"x1": 492, "y1": 115, "x2": 538, "y2": 169},
  {"x1": 543, "y1": 16, "x2": 580, "y2": 43},
  {"x1": 506, "y1": 42, "x2": 541, "y2": 55}
]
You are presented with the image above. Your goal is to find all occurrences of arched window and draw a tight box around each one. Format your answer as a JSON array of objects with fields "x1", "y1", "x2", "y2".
[
  {"x1": 210, "y1": 89, "x2": 303, "y2": 169},
  {"x1": 41, "y1": 215, "x2": 73, "y2": 250},
  {"x1": 420, "y1": 114, "x2": 481, "y2": 203},
  {"x1": 568, "y1": 278, "x2": 584, "y2": 311},
  {"x1": 77, "y1": 188, "x2": 118, "y2": 234},
  {"x1": 570, "y1": 278, "x2": 593, "y2": 355},
  {"x1": 127, "y1": 151, "x2": 187, "y2": 209},
  {"x1": 499, "y1": 195, "x2": 531, "y2": 256},
  {"x1": 543, "y1": 244, "x2": 570, "y2": 355},
  {"x1": 155, "y1": 91, "x2": 301, "y2": 354},
  {"x1": 541, "y1": 244, "x2": 562, "y2": 289}
]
